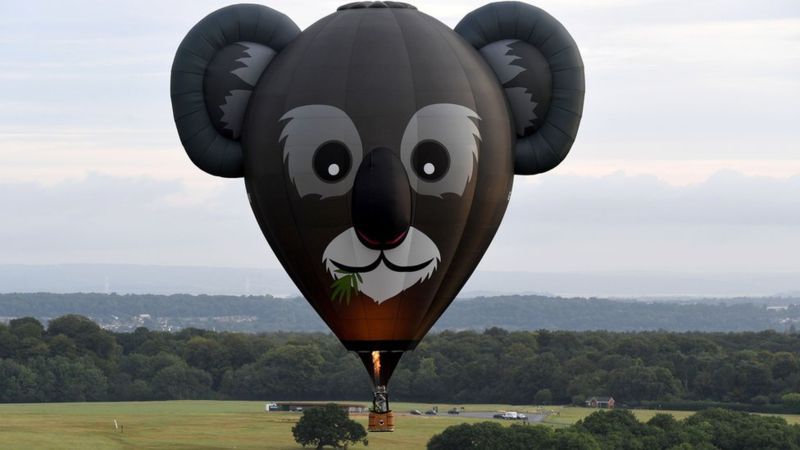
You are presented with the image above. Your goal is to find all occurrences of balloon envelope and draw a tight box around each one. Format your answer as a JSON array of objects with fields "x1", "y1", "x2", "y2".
[
  {"x1": 171, "y1": 1, "x2": 585, "y2": 387},
  {"x1": 242, "y1": 6, "x2": 513, "y2": 370}
]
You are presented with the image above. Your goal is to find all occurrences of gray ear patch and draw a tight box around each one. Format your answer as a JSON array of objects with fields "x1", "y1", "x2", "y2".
[
  {"x1": 219, "y1": 90, "x2": 252, "y2": 139},
  {"x1": 231, "y1": 43, "x2": 277, "y2": 86},
  {"x1": 480, "y1": 39, "x2": 525, "y2": 84},
  {"x1": 204, "y1": 42, "x2": 276, "y2": 141},
  {"x1": 479, "y1": 39, "x2": 553, "y2": 137},
  {"x1": 504, "y1": 87, "x2": 539, "y2": 137},
  {"x1": 480, "y1": 40, "x2": 540, "y2": 135}
]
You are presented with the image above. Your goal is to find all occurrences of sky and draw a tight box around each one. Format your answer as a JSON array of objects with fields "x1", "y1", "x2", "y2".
[{"x1": 0, "y1": 0, "x2": 798, "y2": 277}]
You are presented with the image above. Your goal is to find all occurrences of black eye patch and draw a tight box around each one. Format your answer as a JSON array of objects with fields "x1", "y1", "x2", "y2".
[
  {"x1": 313, "y1": 141, "x2": 352, "y2": 182},
  {"x1": 411, "y1": 140, "x2": 450, "y2": 182}
]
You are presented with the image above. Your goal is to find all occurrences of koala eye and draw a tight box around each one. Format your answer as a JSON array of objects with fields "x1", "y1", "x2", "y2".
[
  {"x1": 313, "y1": 142, "x2": 352, "y2": 182},
  {"x1": 400, "y1": 104, "x2": 481, "y2": 198},
  {"x1": 411, "y1": 141, "x2": 450, "y2": 181},
  {"x1": 280, "y1": 105, "x2": 363, "y2": 199}
]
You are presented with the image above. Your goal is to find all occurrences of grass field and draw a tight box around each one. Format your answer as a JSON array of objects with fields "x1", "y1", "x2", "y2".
[{"x1": 0, "y1": 401, "x2": 797, "y2": 449}]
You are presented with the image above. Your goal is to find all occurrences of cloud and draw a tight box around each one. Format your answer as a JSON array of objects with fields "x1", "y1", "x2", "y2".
[
  {"x1": 572, "y1": 14, "x2": 800, "y2": 163},
  {"x1": 558, "y1": 159, "x2": 800, "y2": 185},
  {"x1": 0, "y1": 0, "x2": 797, "y2": 278},
  {"x1": 1, "y1": 0, "x2": 798, "y2": 187},
  {"x1": 3, "y1": 0, "x2": 797, "y2": 188},
  {"x1": 0, "y1": 171, "x2": 797, "y2": 274},
  {"x1": 515, "y1": 170, "x2": 800, "y2": 226},
  {"x1": 480, "y1": 171, "x2": 800, "y2": 273},
  {"x1": 0, "y1": 174, "x2": 274, "y2": 267}
]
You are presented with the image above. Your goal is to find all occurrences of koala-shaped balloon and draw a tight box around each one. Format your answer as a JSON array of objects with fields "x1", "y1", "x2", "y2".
[{"x1": 171, "y1": 1, "x2": 583, "y2": 353}]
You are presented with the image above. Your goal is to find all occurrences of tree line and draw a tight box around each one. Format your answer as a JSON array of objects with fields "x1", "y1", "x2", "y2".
[
  {"x1": 428, "y1": 408, "x2": 800, "y2": 450},
  {"x1": 1, "y1": 315, "x2": 799, "y2": 410}
]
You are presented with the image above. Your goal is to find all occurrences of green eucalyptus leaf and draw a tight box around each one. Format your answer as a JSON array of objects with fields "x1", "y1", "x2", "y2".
[{"x1": 330, "y1": 271, "x2": 361, "y2": 305}]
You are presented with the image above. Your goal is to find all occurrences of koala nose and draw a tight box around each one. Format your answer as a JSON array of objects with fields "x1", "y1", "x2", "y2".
[{"x1": 352, "y1": 147, "x2": 412, "y2": 250}]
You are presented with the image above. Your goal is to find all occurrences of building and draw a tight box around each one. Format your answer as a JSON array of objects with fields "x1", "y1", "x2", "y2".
[
  {"x1": 585, "y1": 396, "x2": 615, "y2": 409},
  {"x1": 268, "y1": 402, "x2": 367, "y2": 414}
]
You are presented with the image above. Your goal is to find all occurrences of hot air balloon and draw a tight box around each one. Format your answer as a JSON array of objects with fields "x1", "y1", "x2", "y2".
[{"x1": 171, "y1": 1, "x2": 583, "y2": 431}]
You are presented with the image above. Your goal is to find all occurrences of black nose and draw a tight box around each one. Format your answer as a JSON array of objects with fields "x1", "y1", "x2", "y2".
[{"x1": 351, "y1": 148, "x2": 412, "y2": 250}]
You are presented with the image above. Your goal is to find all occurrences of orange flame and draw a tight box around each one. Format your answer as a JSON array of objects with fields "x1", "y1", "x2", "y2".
[{"x1": 372, "y1": 351, "x2": 381, "y2": 382}]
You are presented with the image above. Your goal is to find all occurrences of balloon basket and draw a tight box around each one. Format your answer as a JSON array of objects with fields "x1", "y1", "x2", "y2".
[{"x1": 368, "y1": 411, "x2": 395, "y2": 432}]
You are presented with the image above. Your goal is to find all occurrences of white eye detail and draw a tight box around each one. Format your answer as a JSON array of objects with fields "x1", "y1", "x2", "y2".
[
  {"x1": 280, "y1": 106, "x2": 363, "y2": 198},
  {"x1": 328, "y1": 164, "x2": 340, "y2": 176},
  {"x1": 400, "y1": 104, "x2": 481, "y2": 198}
]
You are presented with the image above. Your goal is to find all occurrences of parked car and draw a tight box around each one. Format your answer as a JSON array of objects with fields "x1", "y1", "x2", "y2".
[
  {"x1": 410, "y1": 409, "x2": 423, "y2": 415},
  {"x1": 425, "y1": 409, "x2": 438, "y2": 415},
  {"x1": 448, "y1": 408, "x2": 460, "y2": 415}
]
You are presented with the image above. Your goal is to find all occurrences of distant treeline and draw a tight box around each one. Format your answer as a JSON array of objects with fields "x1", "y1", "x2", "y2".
[
  {"x1": 0, "y1": 293, "x2": 798, "y2": 333},
  {"x1": 1, "y1": 315, "x2": 800, "y2": 410}
]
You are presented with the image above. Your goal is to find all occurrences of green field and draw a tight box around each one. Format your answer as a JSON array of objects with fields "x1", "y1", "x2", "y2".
[{"x1": 0, "y1": 401, "x2": 797, "y2": 449}]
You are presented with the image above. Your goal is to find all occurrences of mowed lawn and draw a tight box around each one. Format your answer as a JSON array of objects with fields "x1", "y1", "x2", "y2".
[
  {"x1": 0, "y1": 401, "x2": 493, "y2": 450},
  {"x1": 0, "y1": 401, "x2": 798, "y2": 449}
]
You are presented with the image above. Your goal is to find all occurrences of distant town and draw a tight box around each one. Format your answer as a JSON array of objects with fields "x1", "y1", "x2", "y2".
[{"x1": 1, "y1": 292, "x2": 798, "y2": 334}]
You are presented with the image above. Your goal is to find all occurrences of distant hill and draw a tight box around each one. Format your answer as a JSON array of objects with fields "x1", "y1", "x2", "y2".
[
  {"x1": 438, "y1": 296, "x2": 800, "y2": 332},
  {"x1": 0, "y1": 293, "x2": 797, "y2": 333},
  {"x1": 1, "y1": 264, "x2": 799, "y2": 297}
]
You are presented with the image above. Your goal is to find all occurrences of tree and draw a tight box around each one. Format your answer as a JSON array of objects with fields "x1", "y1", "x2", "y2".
[
  {"x1": 427, "y1": 422, "x2": 510, "y2": 450},
  {"x1": 150, "y1": 363, "x2": 212, "y2": 400},
  {"x1": 222, "y1": 343, "x2": 325, "y2": 399},
  {"x1": 552, "y1": 428, "x2": 601, "y2": 450},
  {"x1": 427, "y1": 422, "x2": 602, "y2": 450},
  {"x1": 535, "y1": 388, "x2": 553, "y2": 405},
  {"x1": 0, "y1": 359, "x2": 38, "y2": 402},
  {"x1": 184, "y1": 336, "x2": 229, "y2": 388},
  {"x1": 27, "y1": 356, "x2": 108, "y2": 402},
  {"x1": 608, "y1": 364, "x2": 682, "y2": 402},
  {"x1": 781, "y1": 393, "x2": 800, "y2": 409},
  {"x1": 9, "y1": 317, "x2": 44, "y2": 339},
  {"x1": 576, "y1": 409, "x2": 648, "y2": 450},
  {"x1": 48, "y1": 334, "x2": 78, "y2": 358},
  {"x1": 46, "y1": 315, "x2": 120, "y2": 361},
  {"x1": 683, "y1": 408, "x2": 800, "y2": 450},
  {"x1": 292, "y1": 404, "x2": 367, "y2": 449}
]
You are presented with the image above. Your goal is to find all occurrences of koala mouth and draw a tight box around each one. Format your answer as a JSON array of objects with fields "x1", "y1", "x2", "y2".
[
  {"x1": 323, "y1": 227, "x2": 440, "y2": 304},
  {"x1": 330, "y1": 254, "x2": 434, "y2": 273}
]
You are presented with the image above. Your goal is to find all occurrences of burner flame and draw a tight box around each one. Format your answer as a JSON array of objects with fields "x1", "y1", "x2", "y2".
[{"x1": 372, "y1": 351, "x2": 381, "y2": 382}]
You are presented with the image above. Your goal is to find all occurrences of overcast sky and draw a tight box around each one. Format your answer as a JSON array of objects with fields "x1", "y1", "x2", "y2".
[{"x1": 0, "y1": 0, "x2": 798, "y2": 276}]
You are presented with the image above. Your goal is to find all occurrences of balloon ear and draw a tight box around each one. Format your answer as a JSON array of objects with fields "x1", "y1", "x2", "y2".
[
  {"x1": 455, "y1": 2, "x2": 585, "y2": 175},
  {"x1": 170, "y1": 5, "x2": 300, "y2": 178}
]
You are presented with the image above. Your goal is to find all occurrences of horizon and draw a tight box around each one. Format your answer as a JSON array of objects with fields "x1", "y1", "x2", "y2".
[{"x1": 2, "y1": 262, "x2": 798, "y2": 298}]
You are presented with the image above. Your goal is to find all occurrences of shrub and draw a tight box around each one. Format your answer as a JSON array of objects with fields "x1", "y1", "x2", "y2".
[{"x1": 292, "y1": 404, "x2": 367, "y2": 449}]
